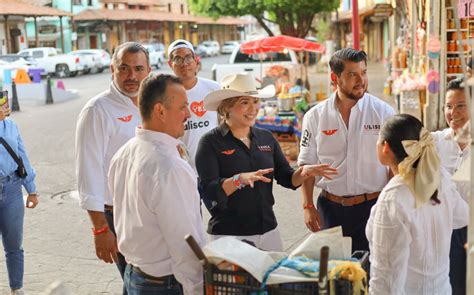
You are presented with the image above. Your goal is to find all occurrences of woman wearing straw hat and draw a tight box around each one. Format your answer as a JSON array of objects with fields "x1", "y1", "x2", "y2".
[
  {"x1": 366, "y1": 114, "x2": 468, "y2": 294},
  {"x1": 195, "y1": 72, "x2": 337, "y2": 251}
]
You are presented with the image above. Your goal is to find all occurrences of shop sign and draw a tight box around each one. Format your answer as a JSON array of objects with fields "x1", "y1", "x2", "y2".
[
  {"x1": 373, "y1": 3, "x2": 393, "y2": 18},
  {"x1": 458, "y1": 0, "x2": 474, "y2": 19}
]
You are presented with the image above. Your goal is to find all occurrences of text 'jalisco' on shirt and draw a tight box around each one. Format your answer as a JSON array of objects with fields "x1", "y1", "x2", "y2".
[
  {"x1": 297, "y1": 93, "x2": 396, "y2": 196},
  {"x1": 181, "y1": 77, "x2": 220, "y2": 170}
]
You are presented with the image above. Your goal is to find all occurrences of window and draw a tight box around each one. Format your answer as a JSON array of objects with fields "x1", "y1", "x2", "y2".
[
  {"x1": 72, "y1": 0, "x2": 82, "y2": 5},
  {"x1": 168, "y1": 3, "x2": 171, "y2": 12},
  {"x1": 87, "y1": 0, "x2": 92, "y2": 6},
  {"x1": 181, "y1": 4, "x2": 184, "y2": 14},
  {"x1": 32, "y1": 51, "x2": 44, "y2": 58}
]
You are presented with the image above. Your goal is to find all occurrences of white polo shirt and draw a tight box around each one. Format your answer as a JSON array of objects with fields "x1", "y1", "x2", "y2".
[
  {"x1": 298, "y1": 93, "x2": 396, "y2": 196},
  {"x1": 432, "y1": 128, "x2": 470, "y2": 201},
  {"x1": 75, "y1": 82, "x2": 140, "y2": 211},
  {"x1": 109, "y1": 128, "x2": 206, "y2": 295}
]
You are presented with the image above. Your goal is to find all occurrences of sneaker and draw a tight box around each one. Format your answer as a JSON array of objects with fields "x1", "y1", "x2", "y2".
[{"x1": 11, "y1": 289, "x2": 24, "y2": 295}]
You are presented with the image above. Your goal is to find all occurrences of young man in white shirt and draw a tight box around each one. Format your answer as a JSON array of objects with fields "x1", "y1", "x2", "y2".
[
  {"x1": 167, "y1": 39, "x2": 220, "y2": 210},
  {"x1": 108, "y1": 74, "x2": 207, "y2": 295},
  {"x1": 298, "y1": 48, "x2": 396, "y2": 252},
  {"x1": 167, "y1": 39, "x2": 220, "y2": 171},
  {"x1": 432, "y1": 78, "x2": 469, "y2": 295},
  {"x1": 75, "y1": 42, "x2": 151, "y2": 279}
]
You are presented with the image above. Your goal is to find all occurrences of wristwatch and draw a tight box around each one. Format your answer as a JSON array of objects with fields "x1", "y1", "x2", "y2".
[{"x1": 232, "y1": 174, "x2": 245, "y2": 189}]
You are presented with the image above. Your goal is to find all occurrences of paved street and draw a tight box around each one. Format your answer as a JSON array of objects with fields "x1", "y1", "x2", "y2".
[{"x1": 0, "y1": 55, "x2": 390, "y2": 294}]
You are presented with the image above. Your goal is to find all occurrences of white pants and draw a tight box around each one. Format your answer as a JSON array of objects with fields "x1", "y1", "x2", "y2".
[{"x1": 209, "y1": 227, "x2": 284, "y2": 251}]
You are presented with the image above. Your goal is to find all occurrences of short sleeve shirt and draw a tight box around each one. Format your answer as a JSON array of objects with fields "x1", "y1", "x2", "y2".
[{"x1": 297, "y1": 92, "x2": 396, "y2": 196}]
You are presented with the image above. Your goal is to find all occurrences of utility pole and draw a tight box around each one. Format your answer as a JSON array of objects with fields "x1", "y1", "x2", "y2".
[
  {"x1": 351, "y1": 0, "x2": 360, "y2": 50},
  {"x1": 71, "y1": 0, "x2": 77, "y2": 50}
]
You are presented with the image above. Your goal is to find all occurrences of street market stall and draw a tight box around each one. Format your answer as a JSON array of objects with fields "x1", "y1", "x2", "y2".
[{"x1": 240, "y1": 36, "x2": 325, "y2": 161}]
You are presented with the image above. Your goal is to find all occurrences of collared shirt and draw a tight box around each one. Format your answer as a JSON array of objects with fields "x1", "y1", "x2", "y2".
[
  {"x1": 366, "y1": 170, "x2": 468, "y2": 295},
  {"x1": 432, "y1": 128, "x2": 470, "y2": 202},
  {"x1": 75, "y1": 82, "x2": 140, "y2": 211},
  {"x1": 109, "y1": 128, "x2": 206, "y2": 295},
  {"x1": 195, "y1": 124, "x2": 297, "y2": 236},
  {"x1": 0, "y1": 118, "x2": 36, "y2": 193},
  {"x1": 297, "y1": 92, "x2": 396, "y2": 196},
  {"x1": 182, "y1": 77, "x2": 220, "y2": 171}
]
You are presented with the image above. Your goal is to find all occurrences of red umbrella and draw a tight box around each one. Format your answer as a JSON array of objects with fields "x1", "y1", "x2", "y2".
[{"x1": 240, "y1": 35, "x2": 325, "y2": 54}]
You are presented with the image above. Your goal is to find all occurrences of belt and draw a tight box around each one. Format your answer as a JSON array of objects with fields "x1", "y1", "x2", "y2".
[
  {"x1": 321, "y1": 190, "x2": 380, "y2": 207},
  {"x1": 130, "y1": 265, "x2": 178, "y2": 285},
  {"x1": 104, "y1": 205, "x2": 113, "y2": 212}
]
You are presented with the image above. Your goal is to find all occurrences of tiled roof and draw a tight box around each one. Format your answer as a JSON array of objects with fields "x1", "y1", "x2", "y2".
[
  {"x1": 75, "y1": 8, "x2": 248, "y2": 25},
  {"x1": 75, "y1": 8, "x2": 187, "y2": 21},
  {"x1": 0, "y1": 0, "x2": 72, "y2": 17}
]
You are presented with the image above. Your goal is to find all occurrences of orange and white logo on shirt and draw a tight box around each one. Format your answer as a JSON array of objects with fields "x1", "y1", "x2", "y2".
[
  {"x1": 322, "y1": 129, "x2": 338, "y2": 136},
  {"x1": 190, "y1": 101, "x2": 207, "y2": 117},
  {"x1": 117, "y1": 115, "x2": 133, "y2": 122}
]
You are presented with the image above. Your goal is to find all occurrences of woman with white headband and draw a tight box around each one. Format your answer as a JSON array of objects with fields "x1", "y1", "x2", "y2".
[{"x1": 366, "y1": 114, "x2": 468, "y2": 294}]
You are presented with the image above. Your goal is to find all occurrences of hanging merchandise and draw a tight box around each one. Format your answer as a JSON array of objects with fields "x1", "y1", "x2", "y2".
[
  {"x1": 427, "y1": 36, "x2": 441, "y2": 59},
  {"x1": 426, "y1": 70, "x2": 440, "y2": 94}
]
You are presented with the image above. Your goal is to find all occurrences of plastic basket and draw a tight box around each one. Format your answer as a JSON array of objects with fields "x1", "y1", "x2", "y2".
[
  {"x1": 185, "y1": 235, "x2": 368, "y2": 295},
  {"x1": 202, "y1": 251, "x2": 368, "y2": 295}
]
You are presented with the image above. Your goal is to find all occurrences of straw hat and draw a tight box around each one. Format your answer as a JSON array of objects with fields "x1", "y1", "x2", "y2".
[{"x1": 204, "y1": 73, "x2": 275, "y2": 111}]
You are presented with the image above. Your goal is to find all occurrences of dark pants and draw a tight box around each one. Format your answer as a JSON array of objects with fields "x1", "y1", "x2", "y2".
[
  {"x1": 123, "y1": 264, "x2": 183, "y2": 295},
  {"x1": 317, "y1": 193, "x2": 377, "y2": 252},
  {"x1": 449, "y1": 226, "x2": 467, "y2": 295},
  {"x1": 104, "y1": 210, "x2": 127, "y2": 280}
]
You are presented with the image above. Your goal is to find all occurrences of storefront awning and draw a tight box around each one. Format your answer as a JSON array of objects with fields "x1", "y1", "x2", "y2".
[{"x1": 0, "y1": 0, "x2": 72, "y2": 17}]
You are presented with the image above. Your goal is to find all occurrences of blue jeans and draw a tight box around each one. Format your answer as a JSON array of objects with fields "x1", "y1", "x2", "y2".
[
  {"x1": 123, "y1": 264, "x2": 183, "y2": 295},
  {"x1": 0, "y1": 174, "x2": 24, "y2": 290}
]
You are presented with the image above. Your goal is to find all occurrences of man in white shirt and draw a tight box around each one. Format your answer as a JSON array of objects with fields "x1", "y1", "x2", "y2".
[
  {"x1": 108, "y1": 74, "x2": 207, "y2": 295},
  {"x1": 75, "y1": 42, "x2": 151, "y2": 279},
  {"x1": 167, "y1": 39, "x2": 220, "y2": 210},
  {"x1": 432, "y1": 78, "x2": 469, "y2": 295},
  {"x1": 298, "y1": 48, "x2": 396, "y2": 252}
]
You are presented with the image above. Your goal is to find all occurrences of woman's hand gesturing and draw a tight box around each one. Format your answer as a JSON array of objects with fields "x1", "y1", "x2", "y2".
[
  {"x1": 301, "y1": 164, "x2": 338, "y2": 180},
  {"x1": 239, "y1": 168, "x2": 274, "y2": 188}
]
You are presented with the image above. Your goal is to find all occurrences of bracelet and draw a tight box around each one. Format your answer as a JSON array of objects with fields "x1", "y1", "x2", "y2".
[
  {"x1": 303, "y1": 204, "x2": 315, "y2": 209},
  {"x1": 92, "y1": 225, "x2": 109, "y2": 236},
  {"x1": 232, "y1": 174, "x2": 245, "y2": 190}
]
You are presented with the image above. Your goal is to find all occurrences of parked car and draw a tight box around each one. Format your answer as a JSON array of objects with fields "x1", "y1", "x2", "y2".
[
  {"x1": 196, "y1": 41, "x2": 220, "y2": 57},
  {"x1": 221, "y1": 41, "x2": 239, "y2": 54},
  {"x1": 142, "y1": 43, "x2": 165, "y2": 69},
  {"x1": 17, "y1": 47, "x2": 83, "y2": 78},
  {"x1": 69, "y1": 51, "x2": 98, "y2": 74},
  {"x1": 212, "y1": 47, "x2": 301, "y2": 89},
  {"x1": 76, "y1": 49, "x2": 112, "y2": 73},
  {"x1": 0, "y1": 54, "x2": 38, "y2": 67},
  {"x1": 70, "y1": 49, "x2": 110, "y2": 73}
]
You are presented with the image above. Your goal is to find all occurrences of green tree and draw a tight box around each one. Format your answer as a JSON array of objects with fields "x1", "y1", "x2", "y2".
[{"x1": 189, "y1": 0, "x2": 340, "y2": 38}]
